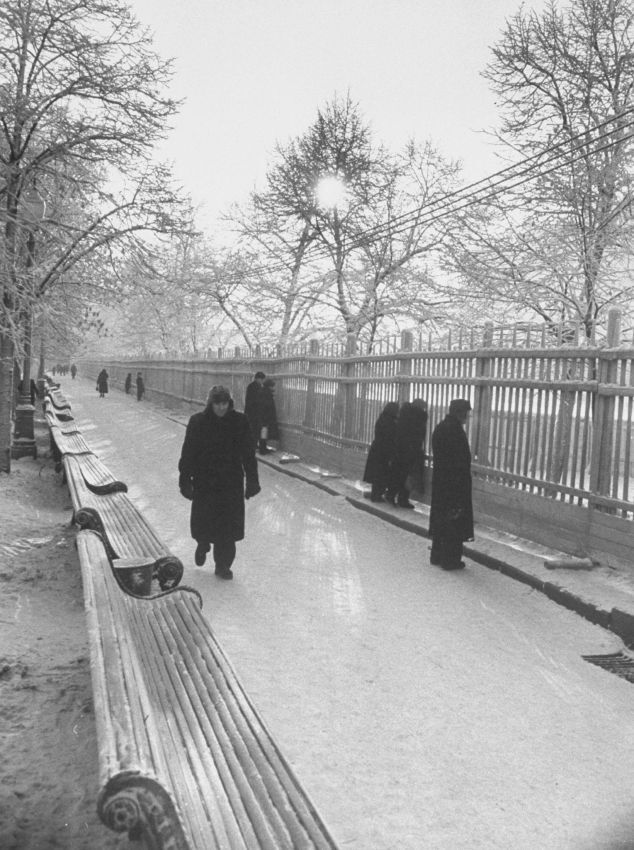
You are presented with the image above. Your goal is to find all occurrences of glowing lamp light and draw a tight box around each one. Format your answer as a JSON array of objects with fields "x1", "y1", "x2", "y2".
[{"x1": 315, "y1": 175, "x2": 347, "y2": 210}]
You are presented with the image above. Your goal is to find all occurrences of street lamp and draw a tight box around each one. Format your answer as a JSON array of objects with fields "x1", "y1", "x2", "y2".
[{"x1": 11, "y1": 188, "x2": 46, "y2": 460}]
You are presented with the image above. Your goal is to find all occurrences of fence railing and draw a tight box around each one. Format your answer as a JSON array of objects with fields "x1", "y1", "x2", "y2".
[{"x1": 82, "y1": 309, "x2": 634, "y2": 525}]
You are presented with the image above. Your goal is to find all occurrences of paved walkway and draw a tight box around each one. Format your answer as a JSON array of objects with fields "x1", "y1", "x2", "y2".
[
  {"x1": 57, "y1": 377, "x2": 634, "y2": 850},
  {"x1": 252, "y1": 449, "x2": 634, "y2": 648},
  {"x1": 157, "y1": 398, "x2": 634, "y2": 648}
]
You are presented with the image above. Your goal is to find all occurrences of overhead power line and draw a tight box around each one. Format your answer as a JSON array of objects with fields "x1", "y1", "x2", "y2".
[{"x1": 207, "y1": 108, "x2": 634, "y2": 283}]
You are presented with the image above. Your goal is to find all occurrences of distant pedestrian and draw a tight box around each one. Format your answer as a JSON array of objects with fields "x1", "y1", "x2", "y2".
[
  {"x1": 136, "y1": 372, "x2": 145, "y2": 401},
  {"x1": 96, "y1": 369, "x2": 109, "y2": 398},
  {"x1": 178, "y1": 386, "x2": 260, "y2": 579},
  {"x1": 363, "y1": 401, "x2": 399, "y2": 502},
  {"x1": 257, "y1": 377, "x2": 279, "y2": 454},
  {"x1": 244, "y1": 371, "x2": 265, "y2": 448},
  {"x1": 385, "y1": 398, "x2": 428, "y2": 509},
  {"x1": 124, "y1": 373, "x2": 132, "y2": 394},
  {"x1": 70, "y1": 364, "x2": 77, "y2": 379},
  {"x1": 429, "y1": 398, "x2": 474, "y2": 571}
]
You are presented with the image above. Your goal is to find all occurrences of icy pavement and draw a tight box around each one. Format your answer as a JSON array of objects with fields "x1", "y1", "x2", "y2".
[{"x1": 62, "y1": 378, "x2": 634, "y2": 850}]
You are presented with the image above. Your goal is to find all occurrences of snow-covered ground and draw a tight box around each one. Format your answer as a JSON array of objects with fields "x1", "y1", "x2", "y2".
[{"x1": 65, "y1": 377, "x2": 634, "y2": 850}]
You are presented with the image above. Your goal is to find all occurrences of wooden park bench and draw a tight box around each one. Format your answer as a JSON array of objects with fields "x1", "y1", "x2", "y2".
[
  {"x1": 77, "y1": 529, "x2": 339, "y2": 850},
  {"x1": 63, "y1": 453, "x2": 183, "y2": 592}
]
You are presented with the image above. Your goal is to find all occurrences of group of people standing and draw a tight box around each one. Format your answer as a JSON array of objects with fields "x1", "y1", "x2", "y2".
[
  {"x1": 365, "y1": 397, "x2": 474, "y2": 571},
  {"x1": 124, "y1": 372, "x2": 145, "y2": 401},
  {"x1": 97, "y1": 369, "x2": 145, "y2": 400},
  {"x1": 363, "y1": 398, "x2": 428, "y2": 508}
]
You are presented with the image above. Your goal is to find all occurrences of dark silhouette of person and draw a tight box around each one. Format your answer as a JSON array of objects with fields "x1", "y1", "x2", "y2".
[
  {"x1": 178, "y1": 386, "x2": 261, "y2": 580},
  {"x1": 363, "y1": 401, "x2": 399, "y2": 502},
  {"x1": 429, "y1": 398, "x2": 474, "y2": 570},
  {"x1": 70, "y1": 364, "x2": 77, "y2": 379},
  {"x1": 244, "y1": 371, "x2": 265, "y2": 448},
  {"x1": 124, "y1": 373, "x2": 132, "y2": 394},
  {"x1": 96, "y1": 369, "x2": 109, "y2": 398},
  {"x1": 385, "y1": 398, "x2": 428, "y2": 508},
  {"x1": 257, "y1": 377, "x2": 279, "y2": 454},
  {"x1": 136, "y1": 372, "x2": 145, "y2": 401}
]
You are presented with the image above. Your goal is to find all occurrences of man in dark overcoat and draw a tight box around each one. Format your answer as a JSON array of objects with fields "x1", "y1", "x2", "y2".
[
  {"x1": 429, "y1": 398, "x2": 474, "y2": 570},
  {"x1": 244, "y1": 371, "x2": 265, "y2": 448},
  {"x1": 385, "y1": 398, "x2": 428, "y2": 508},
  {"x1": 363, "y1": 401, "x2": 399, "y2": 502},
  {"x1": 96, "y1": 368, "x2": 109, "y2": 398},
  {"x1": 258, "y1": 377, "x2": 279, "y2": 454},
  {"x1": 178, "y1": 385, "x2": 261, "y2": 579}
]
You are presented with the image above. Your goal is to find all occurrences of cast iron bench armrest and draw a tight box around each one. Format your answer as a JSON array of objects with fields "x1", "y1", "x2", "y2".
[{"x1": 77, "y1": 530, "x2": 339, "y2": 850}]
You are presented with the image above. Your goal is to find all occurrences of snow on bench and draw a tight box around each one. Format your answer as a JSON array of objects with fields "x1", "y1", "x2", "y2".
[
  {"x1": 77, "y1": 529, "x2": 339, "y2": 850},
  {"x1": 62, "y1": 454, "x2": 183, "y2": 593}
]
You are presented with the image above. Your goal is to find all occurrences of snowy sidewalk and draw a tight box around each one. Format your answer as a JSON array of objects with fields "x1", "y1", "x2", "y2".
[
  {"x1": 62, "y1": 378, "x2": 634, "y2": 850},
  {"x1": 244, "y1": 449, "x2": 634, "y2": 649},
  {"x1": 156, "y1": 399, "x2": 634, "y2": 647}
]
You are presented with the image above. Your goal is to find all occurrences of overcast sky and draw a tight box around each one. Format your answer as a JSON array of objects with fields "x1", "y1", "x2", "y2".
[{"x1": 128, "y1": 0, "x2": 539, "y2": 231}]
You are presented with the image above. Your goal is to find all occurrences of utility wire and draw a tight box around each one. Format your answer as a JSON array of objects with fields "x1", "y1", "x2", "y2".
[{"x1": 204, "y1": 109, "x2": 634, "y2": 283}]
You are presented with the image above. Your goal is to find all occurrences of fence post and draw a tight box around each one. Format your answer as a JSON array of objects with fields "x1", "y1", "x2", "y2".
[
  {"x1": 590, "y1": 308, "x2": 621, "y2": 504},
  {"x1": 473, "y1": 322, "x2": 493, "y2": 465},
  {"x1": 303, "y1": 340, "x2": 319, "y2": 438},
  {"x1": 343, "y1": 333, "x2": 358, "y2": 440},
  {"x1": 398, "y1": 330, "x2": 413, "y2": 404}
]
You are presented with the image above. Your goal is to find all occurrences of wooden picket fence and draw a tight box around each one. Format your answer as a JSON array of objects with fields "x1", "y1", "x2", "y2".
[{"x1": 82, "y1": 309, "x2": 634, "y2": 563}]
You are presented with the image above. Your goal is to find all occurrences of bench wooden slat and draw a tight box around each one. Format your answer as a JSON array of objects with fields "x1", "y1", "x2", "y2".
[
  {"x1": 74, "y1": 453, "x2": 128, "y2": 494},
  {"x1": 78, "y1": 530, "x2": 339, "y2": 850},
  {"x1": 62, "y1": 455, "x2": 183, "y2": 591},
  {"x1": 50, "y1": 425, "x2": 92, "y2": 456}
]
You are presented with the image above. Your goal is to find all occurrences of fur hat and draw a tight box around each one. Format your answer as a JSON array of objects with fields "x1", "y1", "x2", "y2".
[
  {"x1": 449, "y1": 398, "x2": 472, "y2": 415},
  {"x1": 208, "y1": 385, "x2": 232, "y2": 405}
]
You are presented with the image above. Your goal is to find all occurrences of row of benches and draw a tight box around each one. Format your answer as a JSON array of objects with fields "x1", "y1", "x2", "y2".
[
  {"x1": 45, "y1": 384, "x2": 183, "y2": 594},
  {"x1": 44, "y1": 378, "x2": 339, "y2": 849}
]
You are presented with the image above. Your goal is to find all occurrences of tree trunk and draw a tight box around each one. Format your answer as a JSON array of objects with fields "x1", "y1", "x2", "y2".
[{"x1": 0, "y1": 330, "x2": 15, "y2": 473}]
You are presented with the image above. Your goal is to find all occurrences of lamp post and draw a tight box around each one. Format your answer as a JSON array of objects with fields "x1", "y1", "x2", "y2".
[{"x1": 11, "y1": 188, "x2": 45, "y2": 460}]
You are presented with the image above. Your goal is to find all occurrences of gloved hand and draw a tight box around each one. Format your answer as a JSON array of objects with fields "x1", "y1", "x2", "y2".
[
  {"x1": 179, "y1": 475, "x2": 194, "y2": 501},
  {"x1": 245, "y1": 480, "x2": 261, "y2": 500}
]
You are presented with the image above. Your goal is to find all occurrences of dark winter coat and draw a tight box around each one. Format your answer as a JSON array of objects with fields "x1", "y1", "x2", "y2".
[
  {"x1": 124, "y1": 374, "x2": 132, "y2": 394},
  {"x1": 429, "y1": 413, "x2": 474, "y2": 542},
  {"x1": 363, "y1": 402, "x2": 399, "y2": 487},
  {"x1": 388, "y1": 401, "x2": 428, "y2": 494},
  {"x1": 259, "y1": 384, "x2": 279, "y2": 439},
  {"x1": 244, "y1": 380, "x2": 263, "y2": 440},
  {"x1": 394, "y1": 402, "x2": 428, "y2": 467},
  {"x1": 178, "y1": 404, "x2": 259, "y2": 544},
  {"x1": 136, "y1": 375, "x2": 145, "y2": 401},
  {"x1": 96, "y1": 370, "x2": 109, "y2": 394}
]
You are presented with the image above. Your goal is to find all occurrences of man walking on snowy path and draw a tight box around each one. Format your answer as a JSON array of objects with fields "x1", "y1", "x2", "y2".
[{"x1": 178, "y1": 385, "x2": 261, "y2": 579}]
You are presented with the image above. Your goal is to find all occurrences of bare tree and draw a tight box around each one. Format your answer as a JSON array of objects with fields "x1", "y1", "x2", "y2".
[
  {"x1": 0, "y1": 0, "x2": 185, "y2": 471},
  {"x1": 447, "y1": 0, "x2": 634, "y2": 337}
]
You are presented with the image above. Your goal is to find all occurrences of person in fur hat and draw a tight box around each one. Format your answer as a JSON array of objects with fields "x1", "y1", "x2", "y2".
[{"x1": 178, "y1": 385, "x2": 261, "y2": 579}]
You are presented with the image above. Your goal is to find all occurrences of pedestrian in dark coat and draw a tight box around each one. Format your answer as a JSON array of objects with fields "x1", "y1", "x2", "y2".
[
  {"x1": 96, "y1": 369, "x2": 109, "y2": 397},
  {"x1": 124, "y1": 373, "x2": 132, "y2": 394},
  {"x1": 244, "y1": 371, "x2": 265, "y2": 448},
  {"x1": 385, "y1": 398, "x2": 428, "y2": 508},
  {"x1": 257, "y1": 377, "x2": 279, "y2": 454},
  {"x1": 136, "y1": 372, "x2": 145, "y2": 401},
  {"x1": 363, "y1": 401, "x2": 399, "y2": 502},
  {"x1": 429, "y1": 398, "x2": 474, "y2": 570},
  {"x1": 70, "y1": 364, "x2": 77, "y2": 379},
  {"x1": 178, "y1": 385, "x2": 261, "y2": 579}
]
